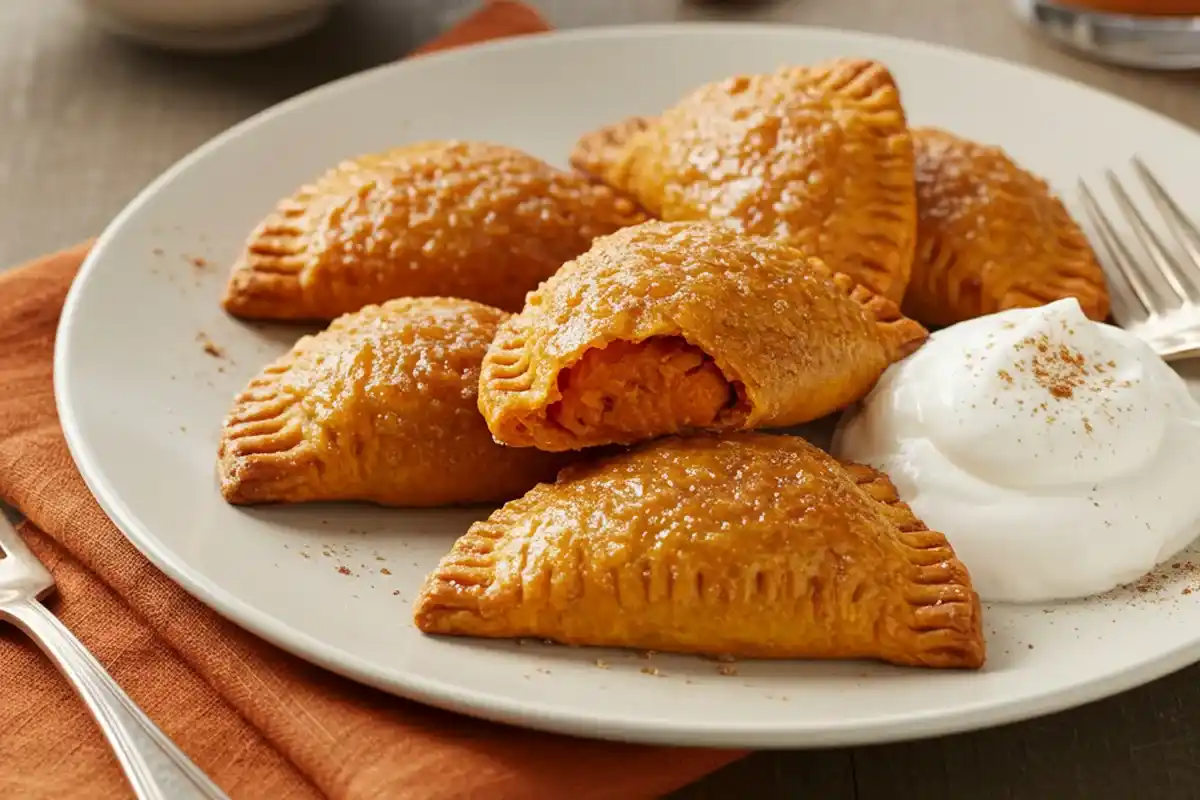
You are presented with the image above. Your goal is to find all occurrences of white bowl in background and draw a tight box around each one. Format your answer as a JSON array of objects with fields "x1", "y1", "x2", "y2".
[{"x1": 80, "y1": 0, "x2": 342, "y2": 53}]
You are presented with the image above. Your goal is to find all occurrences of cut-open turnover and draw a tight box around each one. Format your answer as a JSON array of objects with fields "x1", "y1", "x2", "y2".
[{"x1": 478, "y1": 220, "x2": 928, "y2": 451}]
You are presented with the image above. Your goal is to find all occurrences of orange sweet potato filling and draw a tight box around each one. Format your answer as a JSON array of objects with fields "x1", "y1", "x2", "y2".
[{"x1": 547, "y1": 337, "x2": 743, "y2": 441}]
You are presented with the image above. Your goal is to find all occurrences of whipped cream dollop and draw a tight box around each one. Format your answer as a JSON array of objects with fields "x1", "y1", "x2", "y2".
[{"x1": 832, "y1": 298, "x2": 1200, "y2": 603}]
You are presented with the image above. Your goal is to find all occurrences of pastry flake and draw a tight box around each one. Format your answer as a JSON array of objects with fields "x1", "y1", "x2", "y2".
[
  {"x1": 221, "y1": 141, "x2": 648, "y2": 321},
  {"x1": 478, "y1": 220, "x2": 928, "y2": 451},
  {"x1": 414, "y1": 432, "x2": 986, "y2": 669},
  {"x1": 218, "y1": 297, "x2": 569, "y2": 507},
  {"x1": 569, "y1": 59, "x2": 918, "y2": 302},
  {"x1": 903, "y1": 127, "x2": 1110, "y2": 327}
]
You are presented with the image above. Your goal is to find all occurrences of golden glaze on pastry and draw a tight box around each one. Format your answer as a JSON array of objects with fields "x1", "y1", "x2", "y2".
[
  {"x1": 221, "y1": 141, "x2": 648, "y2": 321},
  {"x1": 414, "y1": 432, "x2": 986, "y2": 669},
  {"x1": 218, "y1": 297, "x2": 569, "y2": 506},
  {"x1": 903, "y1": 127, "x2": 1110, "y2": 327},
  {"x1": 478, "y1": 221, "x2": 928, "y2": 452},
  {"x1": 569, "y1": 59, "x2": 917, "y2": 302}
]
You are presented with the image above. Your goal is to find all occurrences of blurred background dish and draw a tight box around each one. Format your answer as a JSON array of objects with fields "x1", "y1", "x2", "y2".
[
  {"x1": 1013, "y1": 0, "x2": 1200, "y2": 69},
  {"x1": 77, "y1": 0, "x2": 342, "y2": 52}
]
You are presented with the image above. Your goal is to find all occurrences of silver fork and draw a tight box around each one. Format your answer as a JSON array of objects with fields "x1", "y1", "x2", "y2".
[
  {"x1": 1079, "y1": 157, "x2": 1200, "y2": 362},
  {"x1": 0, "y1": 516, "x2": 229, "y2": 800}
]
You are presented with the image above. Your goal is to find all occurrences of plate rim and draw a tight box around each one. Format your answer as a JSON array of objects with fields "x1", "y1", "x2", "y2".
[{"x1": 52, "y1": 21, "x2": 1200, "y2": 748}]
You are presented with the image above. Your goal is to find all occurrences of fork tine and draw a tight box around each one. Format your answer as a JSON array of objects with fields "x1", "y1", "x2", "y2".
[
  {"x1": 0, "y1": 514, "x2": 25, "y2": 556},
  {"x1": 0, "y1": 514, "x2": 54, "y2": 603},
  {"x1": 1099, "y1": 256, "x2": 1146, "y2": 330},
  {"x1": 1131, "y1": 157, "x2": 1200, "y2": 292},
  {"x1": 1079, "y1": 179, "x2": 1154, "y2": 323},
  {"x1": 0, "y1": 513, "x2": 44, "y2": 566},
  {"x1": 1103, "y1": 169, "x2": 1190, "y2": 306}
]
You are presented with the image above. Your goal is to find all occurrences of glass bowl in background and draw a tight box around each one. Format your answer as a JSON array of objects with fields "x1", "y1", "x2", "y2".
[{"x1": 1013, "y1": 0, "x2": 1200, "y2": 69}]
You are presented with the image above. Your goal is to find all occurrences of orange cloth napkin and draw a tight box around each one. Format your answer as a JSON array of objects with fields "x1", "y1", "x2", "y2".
[{"x1": 0, "y1": 4, "x2": 744, "y2": 798}]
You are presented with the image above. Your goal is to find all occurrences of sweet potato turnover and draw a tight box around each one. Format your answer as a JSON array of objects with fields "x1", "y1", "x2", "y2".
[
  {"x1": 570, "y1": 59, "x2": 917, "y2": 302},
  {"x1": 903, "y1": 127, "x2": 1110, "y2": 327},
  {"x1": 221, "y1": 140, "x2": 647, "y2": 321},
  {"x1": 218, "y1": 297, "x2": 569, "y2": 507},
  {"x1": 415, "y1": 432, "x2": 986, "y2": 669},
  {"x1": 477, "y1": 220, "x2": 927, "y2": 452}
]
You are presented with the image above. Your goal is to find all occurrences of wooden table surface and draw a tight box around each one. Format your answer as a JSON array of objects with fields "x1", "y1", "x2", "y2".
[{"x1": 3, "y1": 1, "x2": 1199, "y2": 797}]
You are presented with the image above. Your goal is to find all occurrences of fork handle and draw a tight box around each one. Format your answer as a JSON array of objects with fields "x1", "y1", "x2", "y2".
[{"x1": 2, "y1": 599, "x2": 229, "y2": 800}]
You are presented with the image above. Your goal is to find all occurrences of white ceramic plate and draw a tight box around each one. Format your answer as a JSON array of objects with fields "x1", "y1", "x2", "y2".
[{"x1": 55, "y1": 24, "x2": 1200, "y2": 749}]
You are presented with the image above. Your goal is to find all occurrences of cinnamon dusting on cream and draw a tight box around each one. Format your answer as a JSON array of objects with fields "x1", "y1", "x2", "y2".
[{"x1": 1012, "y1": 334, "x2": 1091, "y2": 400}]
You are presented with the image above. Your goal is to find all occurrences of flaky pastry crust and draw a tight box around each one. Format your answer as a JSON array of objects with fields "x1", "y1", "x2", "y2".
[
  {"x1": 569, "y1": 59, "x2": 917, "y2": 302},
  {"x1": 414, "y1": 432, "x2": 986, "y2": 669},
  {"x1": 221, "y1": 140, "x2": 648, "y2": 321},
  {"x1": 477, "y1": 221, "x2": 928, "y2": 451},
  {"x1": 218, "y1": 297, "x2": 569, "y2": 507},
  {"x1": 903, "y1": 127, "x2": 1110, "y2": 327}
]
